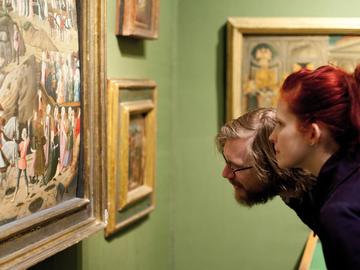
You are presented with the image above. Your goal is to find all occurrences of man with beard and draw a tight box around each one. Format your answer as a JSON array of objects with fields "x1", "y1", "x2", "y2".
[{"x1": 215, "y1": 108, "x2": 314, "y2": 206}]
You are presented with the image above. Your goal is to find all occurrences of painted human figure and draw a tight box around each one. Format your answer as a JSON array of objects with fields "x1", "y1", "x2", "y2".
[
  {"x1": 51, "y1": 0, "x2": 56, "y2": 9},
  {"x1": 33, "y1": 110, "x2": 46, "y2": 184},
  {"x1": 248, "y1": 43, "x2": 279, "y2": 109},
  {"x1": 59, "y1": 106, "x2": 67, "y2": 172},
  {"x1": 0, "y1": 118, "x2": 10, "y2": 186},
  {"x1": 56, "y1": 58, "x2": 64, "y2": 103},
  {"x1": 2, "y1": 0, "x2": 7, "y2": 11},
  {"x1": 73, "y1": 65, "x2": 80, "y2": 102},
  {"x1": 243, "y1": 80, "x2": 258, "y2": 111},
  {"x1": 67, "y1": 65, "x2": 74, "y2": 102},
  {"x1": 44, "y1": 106, "x2": 59, "y2": 183},
  {"x1": 43, "y1": 0, "x2": 48, "y2": 18},
  {"x1": 24, "y1": 0, "x2": 29, "y2": 16},
  {"x1": 62, "y1": 55, "x2": 69, "y2": 101},
  {"x1": 74, "y1": 108, "x2": 80, "y2": 139},
  {"x1": 27, "y1": 0, "x2": 33, "y2": 18},
  {"x1": 13, "y1": 128, "x2": 30, "y2": 200},
  {"x1": 44, "y1": 104, "x2": 51, "y2": 166},
  {"x1": 38, "y1": 90, "x2": 44, "y2": 113},
  {"x1": 28, "y1": 110, "x2": 37, "y2": 182},
  {"x1": 17, "y1": 0, "x2": 23, "y2": 16},
  {"x1": 0, "y1": 103, "x2": 12, "y2": 186},
  {"x1": 11, "y1": 0, "x2": 16, "y2": 11},
  {"x1": 63, "y1": 107, "x2": 73, "y2": 168},
  {"x1": 45, "y1": 65, "x2": 58, "y2": 100},
  {"x1": 41, "y1": 51, "x2": 47, "y2": 86},
  {"x1": 13, "y1": 24, "x2": 20, "y2": 65},
  {"x1": 37, "y1": 0, "x2": 45, "y2": 20},
  {"x1": 66, "y1": 55, "x2": 74, "y2": 101}
]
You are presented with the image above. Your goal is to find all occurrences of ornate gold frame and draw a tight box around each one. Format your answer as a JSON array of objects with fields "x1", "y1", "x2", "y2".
[
  {"x1": 0, "y1": 1, "x2": 107, "y2": 268},
  {"x1": 226, "y1": 17, "x2": 360, "y2": 120},
  {"x1": 106, "y1": 79, "x2": 156, "y2": 237}
]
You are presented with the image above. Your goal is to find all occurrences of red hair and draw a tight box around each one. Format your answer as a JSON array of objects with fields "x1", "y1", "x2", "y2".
[{"x1": 280, "y1": 65, "x2": 360, "y2": 147}]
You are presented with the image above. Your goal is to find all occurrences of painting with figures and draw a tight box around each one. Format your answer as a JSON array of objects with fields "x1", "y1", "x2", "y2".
[
  {"x1": 128, "y1": 113, "x2": 145, "y2": 192},
  {"x1": 0, "y1": 0, "x2": 80, "y2": 226},
  {"x1": 241, "y1": 35, "x2": 360, "y2": 112}
]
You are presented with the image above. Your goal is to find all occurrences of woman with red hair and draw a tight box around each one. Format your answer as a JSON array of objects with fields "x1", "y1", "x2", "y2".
[{"x1": 270, "y1": 65, "x2": 360, "y2": 269}]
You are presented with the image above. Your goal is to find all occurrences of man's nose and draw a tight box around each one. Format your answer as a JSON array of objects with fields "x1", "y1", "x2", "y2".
[{"x1": 222, "y1": 165, "x2": 232, "y2": 179}]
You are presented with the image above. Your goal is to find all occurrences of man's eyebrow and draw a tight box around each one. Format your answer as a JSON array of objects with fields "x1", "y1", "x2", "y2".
[
  {"x1": 222, "y1": 153, "x2": 232, "y2": 163},
  {"x1": 222, "y1": 153, "x2": 244, "y2": 167}
]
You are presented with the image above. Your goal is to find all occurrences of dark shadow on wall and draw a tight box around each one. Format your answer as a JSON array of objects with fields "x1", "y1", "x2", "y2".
[
  {"x1": 117, "y1": 36, "x2": 146, "y2": 57},
  {"x1": 216, "y1": 24, "x2": 227, "y2": 129},
  {"x1": 105, "y1": 215, "x2": 150, "y2": 242},
  {"x1": 29, "y1": 243, "x2": 82, "y2": 270},
  {"x1": 292, "y1": 246, "x2": 304, "y2": 270}
]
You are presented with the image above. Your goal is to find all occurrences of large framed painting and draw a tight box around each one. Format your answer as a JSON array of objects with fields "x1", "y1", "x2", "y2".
[
  {"x1": 106, "y1": 79, "x2": 156, "y2": 237},
  {"x1": 0, "y1": 1, "x2": 106, "y2": 268},
  {"x1": 227, "y1": 17, "x2": 360, "y2": 120},
  {"x1": 115, "y1": 0, "x2": 160, "y2": 39}
]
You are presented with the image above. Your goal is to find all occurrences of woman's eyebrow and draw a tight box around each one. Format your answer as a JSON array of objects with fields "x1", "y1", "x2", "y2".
[{"x1": 275, "y1": 117, "x2": 284, "y2": 124}]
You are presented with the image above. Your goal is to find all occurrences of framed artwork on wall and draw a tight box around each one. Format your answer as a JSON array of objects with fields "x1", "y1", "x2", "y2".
[
  {"x1": 106, "y1": 79, "x2": 156, "y2": 237},
  {"x1": 226, "y1": 17, "x2": 360, "y2": 120},
  {"x1": 115, "y1": 0, "x2": 160, "y2": 39},
  {"x1": 298, "y1": 232, "x2": 325, "y2": 270},
  {"x1": 0, "y1": 0, "x2": 106, "y2": 268}
]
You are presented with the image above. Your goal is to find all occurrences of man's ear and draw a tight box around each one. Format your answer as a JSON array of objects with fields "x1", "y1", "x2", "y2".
[{"x1": 307, "y1": 123, "x2": 321, "y2": 146}]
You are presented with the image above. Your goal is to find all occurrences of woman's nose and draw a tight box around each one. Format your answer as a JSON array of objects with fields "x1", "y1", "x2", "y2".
[{"x1": 269, "y1": 130, "x2": 276, "y2": 144}]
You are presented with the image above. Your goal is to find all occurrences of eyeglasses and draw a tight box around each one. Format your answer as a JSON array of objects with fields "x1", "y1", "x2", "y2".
[{"x1": 222, "y1": 153, "x2": 253, "y2": 176}]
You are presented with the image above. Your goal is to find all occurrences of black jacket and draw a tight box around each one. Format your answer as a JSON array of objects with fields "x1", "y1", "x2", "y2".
[{"x1": 287, "y1": 146, "x2": 360, "y2": 270}]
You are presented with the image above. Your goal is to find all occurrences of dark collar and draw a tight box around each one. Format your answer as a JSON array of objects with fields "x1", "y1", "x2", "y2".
[{"x1": 316, "y1": 146, "x2": 360, "y2": 203}]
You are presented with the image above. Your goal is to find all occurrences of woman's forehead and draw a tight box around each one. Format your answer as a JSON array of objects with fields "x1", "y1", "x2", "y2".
[{"x1": 276, "y1": 99, "x2": 297, "y2": 121}]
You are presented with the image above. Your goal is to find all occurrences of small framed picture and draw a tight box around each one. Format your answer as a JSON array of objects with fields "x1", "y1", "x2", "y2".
[
  {"x1": 106, "y1": 79, "x2": 157, "y2": 237},
  {"x1": 116, "y1": 0, "x2": 160, "y2": 39}
]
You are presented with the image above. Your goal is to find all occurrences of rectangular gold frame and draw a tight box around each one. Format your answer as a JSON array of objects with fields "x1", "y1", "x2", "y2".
[
  {"x1": 116, "y1": 0, "x2": 160, "y2": 39},
  {"x1": 0, "y1": 1, "x2": 107, "y2": 269},
  {"x1": 106, "y1": 79, "x2": 156, "y2": 237},
  {"x1": 227, "y1": 17, "x2": 360, "y2": 120}
]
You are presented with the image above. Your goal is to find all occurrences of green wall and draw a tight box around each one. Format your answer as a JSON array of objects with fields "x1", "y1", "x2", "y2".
[
  {"x1": 31, "y1": 0, "x2": 360, "y2": 270},
  {"x1": 174, "y1": 1, "x2": 360, "y2": 270}
]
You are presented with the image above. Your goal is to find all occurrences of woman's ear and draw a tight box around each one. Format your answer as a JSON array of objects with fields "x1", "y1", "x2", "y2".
[{"x1": 307, "y1": 123, "x2": 321, "y2": 146}]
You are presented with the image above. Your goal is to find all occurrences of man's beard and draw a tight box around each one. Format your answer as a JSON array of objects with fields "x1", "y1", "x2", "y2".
[{"x1": 233, "y1": 183, "x2": 277, "y2": 207}]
